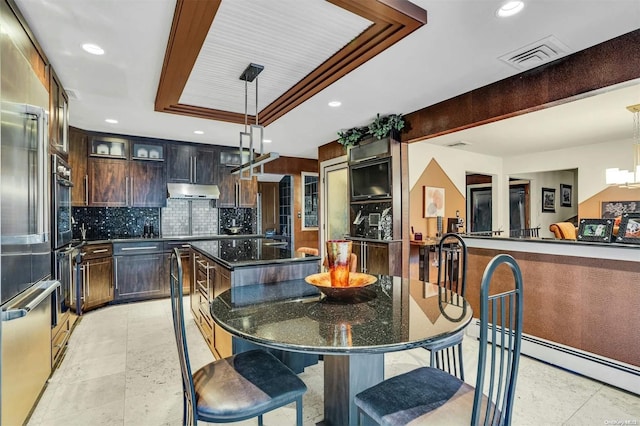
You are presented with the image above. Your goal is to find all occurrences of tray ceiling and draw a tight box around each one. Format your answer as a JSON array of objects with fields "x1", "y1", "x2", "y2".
[{"x1": 155, "y1": 0, "x2": 427, "y2": 125}]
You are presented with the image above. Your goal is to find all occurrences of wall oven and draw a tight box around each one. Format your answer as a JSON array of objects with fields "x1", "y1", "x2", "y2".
[{"x1": 52, "y1": 154, "x2": 73, "y2": 249}]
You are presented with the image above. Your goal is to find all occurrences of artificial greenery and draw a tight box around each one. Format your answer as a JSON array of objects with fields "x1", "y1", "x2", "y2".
[{"x1": 337, "y1": 113, "x2": 405, "y2": 147}]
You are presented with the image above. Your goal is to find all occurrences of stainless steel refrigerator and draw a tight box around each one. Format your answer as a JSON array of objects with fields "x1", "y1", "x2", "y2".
[{"x1": 0, "y1": 29, "x2": 59, "y2": 425}]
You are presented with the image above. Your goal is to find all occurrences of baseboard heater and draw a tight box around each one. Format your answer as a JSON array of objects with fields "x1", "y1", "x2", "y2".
[{"x1": 466, "y1": 320, "x2": 640, "y2": 396}]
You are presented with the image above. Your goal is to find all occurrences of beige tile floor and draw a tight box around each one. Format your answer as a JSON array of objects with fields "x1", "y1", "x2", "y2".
[{"x1": 27, "y1": 298, "x2": 640, "y2": 426}]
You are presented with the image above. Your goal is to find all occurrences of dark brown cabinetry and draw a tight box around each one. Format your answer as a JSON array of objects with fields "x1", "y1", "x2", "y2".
[
  {"x1": 351, "y1": 240, "x2": 401, "y2": 276},
  {"x1": 78, "y1": 244, "x2": 114, "y2": 311},
  {"x1": 49, "y1": 71, "x2": 68, "y2": 156},
  {"x1": 113, "y1": 242, "x2": 166, "y2": 302},
  {"x1": 69, "y1": 127, "x2": 88, "y2": 206},
  {"x1": 88, "y1": 158, "x2": 128, "y2": 206},
  {"x1": 190, "y1": 249, "x2": 232, "y2": 359},
  {"x1": 218, "y1": 173, "x2": 258, "y2": 207},
  {"x1": 85, "y1": 136, "x2": 166, "y2": 207},
  {"x1": 167, "y1": 144, "x2": 216, "y2": 185},
  {"x1": 164, "y1": 241, "x2": 191, "y2": 295}
]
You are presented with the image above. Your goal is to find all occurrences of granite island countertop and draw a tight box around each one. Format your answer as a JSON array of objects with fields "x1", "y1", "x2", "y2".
[{"x1": 191, "y1": 238, "x2": 320, "y2": 270}]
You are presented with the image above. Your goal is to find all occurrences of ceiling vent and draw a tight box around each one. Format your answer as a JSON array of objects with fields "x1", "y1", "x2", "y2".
[
  {"x1": 66, "y1": 89, "x2": 80, "y2": 100},
  {"x1": 499, "y1": 35, "x2": 570, "y2": 71},
  {"x1": 446, "y1": 140, "x2": 471, "y2": 148}
]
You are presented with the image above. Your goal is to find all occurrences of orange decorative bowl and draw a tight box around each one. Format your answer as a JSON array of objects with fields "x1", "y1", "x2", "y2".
[{"x1": 305, "y1": 272, "x2": 377, "y2": 301}]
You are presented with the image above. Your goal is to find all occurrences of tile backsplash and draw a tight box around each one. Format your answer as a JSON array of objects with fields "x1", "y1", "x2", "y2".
[
  {"x1": 72, "y1": 207, "x2": 160, "y2": 240},
  {"x1": 161, "y1": 199, "x2": 219, "y2": 237},
  {"x1": 219, "y1": 208, "x2": 255, "y2": 235},
  {"x1": 72, "y1": 201, "x2": 254, "y2": 240}
]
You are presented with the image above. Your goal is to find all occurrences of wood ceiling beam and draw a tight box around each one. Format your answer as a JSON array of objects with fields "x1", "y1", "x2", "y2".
[
  {"x1": 154, "y1": 0, "x2": 427, "y2": 125},
  {"x1": 402, "y1": 29, "x2": 640, "y2": 143},
  {"x1": 154, "y1": 0, "x2": 221, "y2": 116}
]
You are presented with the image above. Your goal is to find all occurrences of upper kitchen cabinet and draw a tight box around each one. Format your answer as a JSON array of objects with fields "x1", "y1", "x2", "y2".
[
  {"x1": 89, "y1": 135, "x2": 128, "y2": 159},
  {"x1": 73, "y1": 132, "x2": 166, "y2": 207},
  {"x1": 167, "y1": 143, "x2": 216, "y2": 185},
  {"x1": 49, "y1": 71, "x2": 69, "y2": 157},
  {"x1": 69, "y1": 127, "x2": 88, "y2": 206},
  {"x1": 217, "y1": 148, "x2": 257, "y2": 208}
]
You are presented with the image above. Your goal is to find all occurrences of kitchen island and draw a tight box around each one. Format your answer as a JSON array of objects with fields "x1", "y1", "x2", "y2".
[{"x1": 189, "y1": 238, "x2": 321, "y2": 362}]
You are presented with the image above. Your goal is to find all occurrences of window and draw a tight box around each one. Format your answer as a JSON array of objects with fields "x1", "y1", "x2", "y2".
[{"x1": 302, "y1": 172, "x2": 319, "y2": 230}]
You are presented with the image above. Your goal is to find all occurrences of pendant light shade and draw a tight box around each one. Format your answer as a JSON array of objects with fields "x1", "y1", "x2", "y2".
[{"x1": 605, "y1": 104, "x2": 640, "y2": 188}]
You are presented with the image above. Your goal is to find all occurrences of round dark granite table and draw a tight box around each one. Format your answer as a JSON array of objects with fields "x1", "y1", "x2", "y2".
[{"x1": 210, "y1": 275, "x2": 472, "y2": 426}]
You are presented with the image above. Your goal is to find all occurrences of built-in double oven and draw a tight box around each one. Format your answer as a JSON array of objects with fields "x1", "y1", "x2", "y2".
[{"x1": 51, "y1": 154, "x2": 76, "y2": 324}]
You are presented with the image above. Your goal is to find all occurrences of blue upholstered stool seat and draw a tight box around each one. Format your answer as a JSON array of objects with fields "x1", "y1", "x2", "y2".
[
  {"x1": 193, "y1": 349, "x2": 307, "y2": 423},
  {"x1": 354, "y1": 366, "x2": 493, "y2": 425}
]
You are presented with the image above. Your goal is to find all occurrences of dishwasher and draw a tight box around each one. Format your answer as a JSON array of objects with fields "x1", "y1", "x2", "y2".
[{"x1": 1, "y1": 280, "x2": 60, "y2": 425}]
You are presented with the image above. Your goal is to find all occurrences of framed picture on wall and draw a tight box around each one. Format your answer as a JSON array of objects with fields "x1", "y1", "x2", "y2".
[
  {"x1": 615, "y1": 213, "x2": 640, "y2": 244},
  {"x1": 577, "y1": 218, "x2": 614, "y2": 242},
  {"x1": 560, "y1": 184, "x2": 572, "y2": 207},
  {"x1": 542, "y1": 187, "x2": 556, "y2": 213}
]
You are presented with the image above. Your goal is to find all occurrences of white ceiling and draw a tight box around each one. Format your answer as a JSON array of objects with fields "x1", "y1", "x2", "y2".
[{"x1": 14, "y1": 0, "x2": 640, "y2": 159}]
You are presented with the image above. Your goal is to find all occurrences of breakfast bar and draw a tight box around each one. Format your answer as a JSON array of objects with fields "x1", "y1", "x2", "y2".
[{"x1": 462, "y1": 236, "x2": 640, "y2": 395}]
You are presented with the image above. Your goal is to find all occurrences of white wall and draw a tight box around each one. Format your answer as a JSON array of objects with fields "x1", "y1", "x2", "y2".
[{"x1": 409, "y1": 136, "x2": 631, "y2": 234}]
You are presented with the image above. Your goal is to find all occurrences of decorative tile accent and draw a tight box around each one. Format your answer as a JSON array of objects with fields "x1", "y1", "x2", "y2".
[
  {"x1": 161, "y1": 199, "x2": 219, "y2": 236},
  {"x1": 72, "y1": 207, "x2": 160, "y2": 240},
  {"x1": 219, "y1": 208, "x2": 255, "y2": 235},
  {"x1": 191, "y1": 200, "x2": 218, "y2": 236},
  {"x1": 160, "y1": 199, "x2": 190, "y2": 237}
]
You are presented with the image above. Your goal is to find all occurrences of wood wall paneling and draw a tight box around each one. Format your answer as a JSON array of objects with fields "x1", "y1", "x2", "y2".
[{"x1": 466, "y1": 247, "x2": 640, "y2": 368}]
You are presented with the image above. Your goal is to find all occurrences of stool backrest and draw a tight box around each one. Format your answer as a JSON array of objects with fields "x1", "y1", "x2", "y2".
[
  {"x1": 170, "y1": 248, "x2": 197, "y2": 425},
  {"x1": 473, "y1": 254, "x2": 524, "y2": 426}
]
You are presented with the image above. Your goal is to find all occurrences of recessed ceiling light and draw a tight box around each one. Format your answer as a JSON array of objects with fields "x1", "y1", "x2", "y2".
[
  {"x1": 496, "y1": 1, "x2": 524, "y2": 17},
  {"x1": 328, "y1": 101, "x2": 342, "y2": 107},
  {"x1": 82, "y1": 43, "x2": 105, "y2": 55},
  {"x1": 105, "y1": 118, "x2": 118, "y2": 124},
  {"x1": 263, "y1": 139, "x2": 272, "y2": 143},
  {"x1": 194, "y1": 130, "x2": 204, "y2": 135}
]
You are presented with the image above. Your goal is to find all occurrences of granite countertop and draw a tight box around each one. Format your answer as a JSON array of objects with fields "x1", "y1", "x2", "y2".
[
  {"x1": 210, "y1": 277, "x2": 472, "y2": 354},
  {"x1": 71, "y1": 234, "x2": 265, "y2": 246},
  {"x1": 191, "y1": 238, "x2": 320, "y2": 269}
]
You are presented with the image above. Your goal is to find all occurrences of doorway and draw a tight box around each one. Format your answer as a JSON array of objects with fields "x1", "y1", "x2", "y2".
[
  {"x1": 509, "y1": 181, "x2": 530, "y2": 232},
  {"x1": 321, "y1": 158, "x2": 349, "y2": 257}
]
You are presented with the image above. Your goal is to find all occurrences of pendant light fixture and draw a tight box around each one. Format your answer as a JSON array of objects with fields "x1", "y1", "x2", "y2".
[
  {"x1": 605, "y1": 104, "x2": 640, "y2": 188},
  {"x1": 231, "y1": 63, "x2": 279, "y2": 178}
]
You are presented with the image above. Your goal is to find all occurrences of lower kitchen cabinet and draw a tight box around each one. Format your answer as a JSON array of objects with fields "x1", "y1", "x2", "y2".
[
  {"x1": 78, "y1": 243, "x2": 114, "y2": 312},
  {"x1": 113, "y1": 242, "x2": 165, "y2": 302},
  {"x1": 164, "y1": 241, "x2": 191, "y2": 295},
  {"x1": 51, "y1": 311, "x2": 72, "y2": 368},
  {"x1": 190, "y1": 249, "x2": 232, "y2": 359},
  {"x1": 84, "y1": 256, "x2": 114, "y2": 308},
  {"x1": 351, "y1": 240, "x2": 402, "y2": 276}
]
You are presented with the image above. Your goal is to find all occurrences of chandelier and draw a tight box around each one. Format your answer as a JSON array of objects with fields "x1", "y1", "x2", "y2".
[
  {"x1": 231, "y1": 63, "x2": 279, "y2": 178},
  {"x1": 605, "y1": 104, "x2": 640, "y2": 188}
]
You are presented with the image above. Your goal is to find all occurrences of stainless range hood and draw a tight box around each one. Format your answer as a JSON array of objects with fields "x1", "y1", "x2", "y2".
[{"x1": 167, "y1": 183, "x2": 220, "y2": 199}]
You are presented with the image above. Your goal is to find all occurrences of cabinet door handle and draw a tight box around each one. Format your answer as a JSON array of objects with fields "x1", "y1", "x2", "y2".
[
  {"x1": 85, "y1": 263, "x2": 90, "y2": 297},
  {"x1": 193, "y1": 157, "x2": 197, "y2": 183},
  {"x1": 125, "y1": 176, "x2": 130, "y2": 206},
  {"x1": 84, "y1": 175, "x2": 89, "y2": 205},
  {"x1": 121, "y1": 246, "x2": 159, "y2": 251},
  {"x1": 114, "y1": 257, "x2": 118, "y2": 290},
  {"x1": 91, "y1": 249, "x2": 109, "y2": 254}
]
